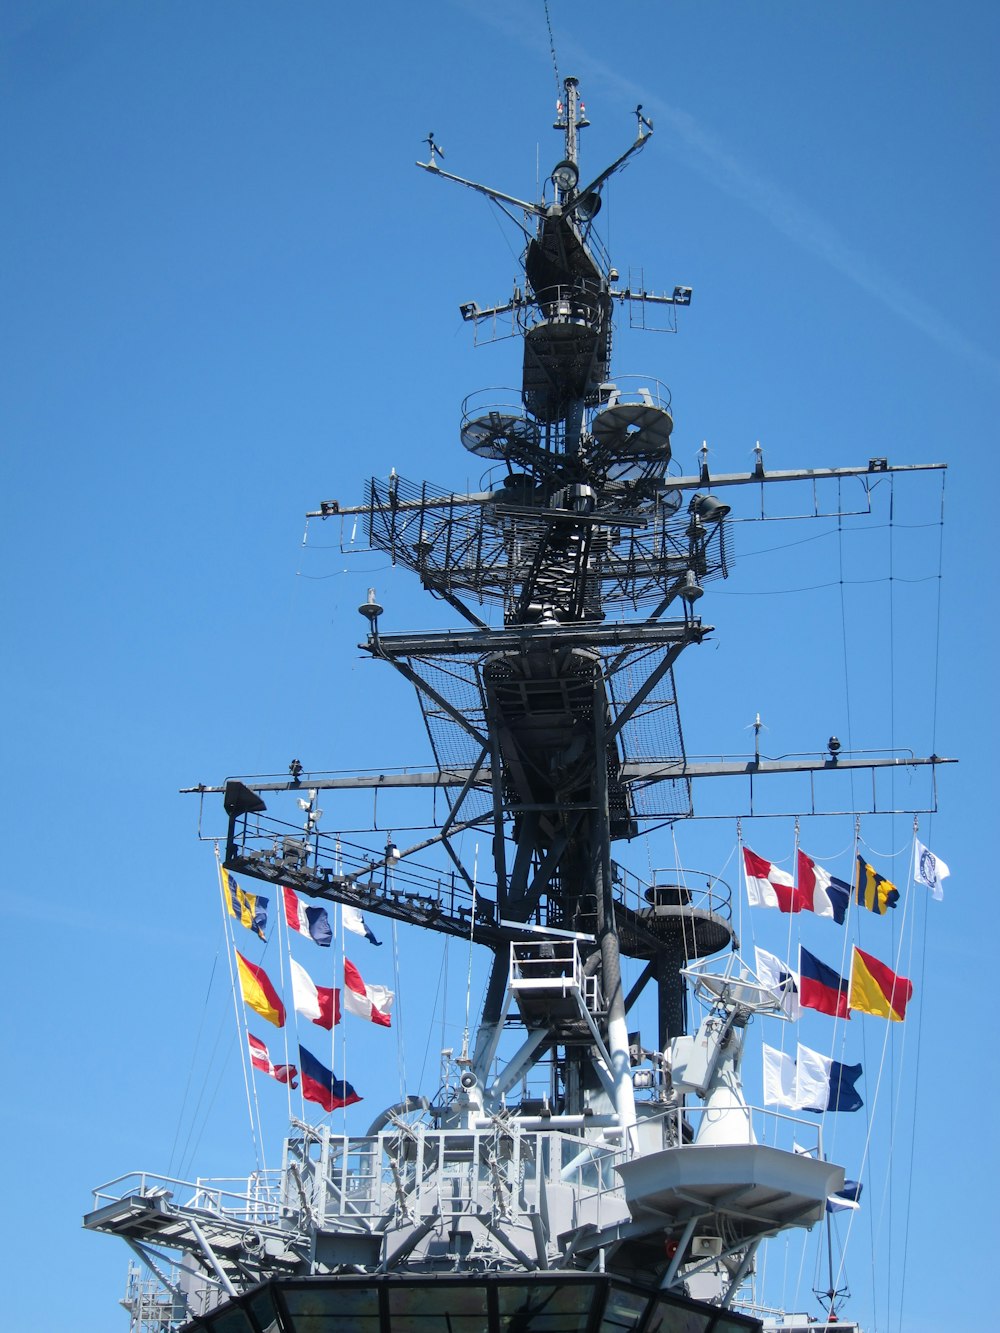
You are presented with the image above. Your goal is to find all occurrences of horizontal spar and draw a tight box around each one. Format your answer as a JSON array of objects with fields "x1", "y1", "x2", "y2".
[
  {"x1": 309, "y1": 461, "x2": 947, "y2": 518},
  {"x1": 182, "y1": 753, "x2": 956, "y2": 796},
  {"x1": 366, "y1": 620, "x2": 707, "y2": 655}
]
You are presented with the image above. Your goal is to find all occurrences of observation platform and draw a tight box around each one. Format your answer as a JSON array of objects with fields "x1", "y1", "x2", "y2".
[
  {"x1": 509, "y1": 939, "x2": 606, "y2": 1042},
  {"x1": 616, "y1": 1144, "x2": 841, "y2": 1243}
]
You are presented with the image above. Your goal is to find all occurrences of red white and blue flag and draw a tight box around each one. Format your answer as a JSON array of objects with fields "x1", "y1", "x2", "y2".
[
  {"x1": 799, "y1": 945, "x2": 851, "y2": 1019},
  {"x1": 282, "y1": 886, "x2": 333, "y2": 947},
  {"x1": 743, "y1": 847, "x2": 805, "y2": 913},
  {"x1": 247, "y1": 1033, "x2": 298, "y2": 1087},
  {"x1": 796, "y1": 850, "x2": 850, "y2": 923},
  {"x1": 298, "y1": 1044, "x2": 361, "y2": 1112},
  {"x1": 343, "y1": 958, "x2": 393, "y2": 1027}
]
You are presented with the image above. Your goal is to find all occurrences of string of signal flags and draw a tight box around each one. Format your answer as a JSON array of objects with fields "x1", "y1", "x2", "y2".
[
  {"x1": 743, "y1": 838, "x2": 950, "y2": 1025},
  {"x1": 221, "y1": 867, "x2": 391, "y2": 1112},
  {"x1": 745, "y1": 837, "x2": 950, "y2": 1119}
]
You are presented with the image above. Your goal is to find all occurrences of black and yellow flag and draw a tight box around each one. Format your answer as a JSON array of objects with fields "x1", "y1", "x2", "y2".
[{"x1": 854, "y1": 855, "x2": 899, "y2": 915}]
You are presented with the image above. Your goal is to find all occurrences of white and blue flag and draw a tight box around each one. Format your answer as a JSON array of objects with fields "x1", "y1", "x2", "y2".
[{"x1": 914, "y1": 839, "x2": 950, "y2": 902}]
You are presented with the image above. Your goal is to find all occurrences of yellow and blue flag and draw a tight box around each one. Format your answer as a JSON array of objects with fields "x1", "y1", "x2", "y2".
[
  {"x1": 222, "y1": 867, "x2": 268, "y2": 940},
  {"x1": 854, "y1": 855, "x2": 899, "y2": 914}
]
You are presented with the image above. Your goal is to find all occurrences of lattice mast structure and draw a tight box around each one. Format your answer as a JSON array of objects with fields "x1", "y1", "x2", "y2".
[{"x1": 347, "y1": 78, "x2": 731, "y2": 1140}]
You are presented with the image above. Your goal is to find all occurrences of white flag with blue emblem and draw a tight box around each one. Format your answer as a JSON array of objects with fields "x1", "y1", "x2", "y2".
[{"x1": 914, "y1": 839, "x2": 950, "y2": 902}]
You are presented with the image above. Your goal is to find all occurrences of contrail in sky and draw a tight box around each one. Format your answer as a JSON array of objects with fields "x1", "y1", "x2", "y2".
[{"x1": 460, "y1": 1, "x2": 998, "y2": 383}]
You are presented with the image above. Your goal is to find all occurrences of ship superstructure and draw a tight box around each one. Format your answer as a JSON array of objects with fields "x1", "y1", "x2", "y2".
[{"x1": 85, "y1": 77, "x2": 950, "y2": 1333}]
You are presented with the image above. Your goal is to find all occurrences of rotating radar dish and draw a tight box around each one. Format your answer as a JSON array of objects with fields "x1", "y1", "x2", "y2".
[
  {"x1": 658, "y1": 487, "x2": 683, "y2": 516},
  {"x1": 592, "y1": 400, "x2": 674, "y2": 458},
  {"x1": 461, "y1": 412, "x2": 541, "y2": 460}
]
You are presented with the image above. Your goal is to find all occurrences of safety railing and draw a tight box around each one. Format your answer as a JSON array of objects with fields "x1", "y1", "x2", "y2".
[
  {"x1": 611, "y1": 860, "x2": 734, "y2": 925},
  {"x1": 90, "y1": 1170, "x2": 285, "y2": 1226},
  {"x1": 285, "y1": 1121, "x2": 634, "y2": 1234}
]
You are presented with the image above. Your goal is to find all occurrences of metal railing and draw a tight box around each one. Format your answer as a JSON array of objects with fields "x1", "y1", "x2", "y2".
[
  {"x1": 612, "y1": 860, "x2": 734, "y2": 923},
  {"x1": 90, "y1": 1170, "x2": 285, "y2": 1226},
  {"x1": 281, "y1": 1121, "x2": 636, "y2": 1235},
  {"x1": 516, "y1": 281, "x2": 605, "y2": 334},
  {"x1": 589, "y1": 375, "x2": 673, "y2": 415}
]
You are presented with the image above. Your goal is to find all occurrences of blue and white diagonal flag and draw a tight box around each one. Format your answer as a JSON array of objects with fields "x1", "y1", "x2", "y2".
[
  {"x1": 343, "y1": 903, "x2": 382, "y2": 946},
  {"x1": 827, "y1": 1181, "x2": 863, "y2": 1213},
  {"x1": 755, "y1": 945, "x2": 799, "y2": 1020}
]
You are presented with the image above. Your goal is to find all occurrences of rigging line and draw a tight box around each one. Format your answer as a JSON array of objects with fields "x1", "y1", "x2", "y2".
[
  {"x1": 669, "y1": 826, "x2": 695, "y2": 971},
  {"x1": 488, "y1": 195, "x2": 534, "y2": 248},
  {"x1": 298, "y1": 543, "x2": 380, "y2": 555},
  {"x1": 735, "y1": 819, "x2": 745, "y2": 959},
  {"x1": 418, "y1": 938, "x2": 448, "y2": 1092},
  {"x1": 776, "y1": 823, "x2": 798, "y2": 1082},
  {"x1": 878, "y1": 837, "x2": 921, "y2": 1332},
  {"x1": 836, "y1": 478, "x2": 857, "y2": 816},
  {"x1": 331, "y1": 850, "x2": 344, "y2": 1134},
  {"x1": 275, "y1": 889, "x2": 294, "y2": 1126},
  {"x1": 175, "y1": 962, "x2": 246, "y2": 1181},
  {"x1": 815, "y1": 820, "x2": 858, "y2": 1173},
  {"x1": 241, "y1": 907, "x2": 270, "y2": 1176},
  {"x1": 714, "y1": 573, "x2": 939, "y2": 598},
  {"x1": 790, "y1": 1226, "x2": 810, "y2": 1319},
  {"x1": 892, "y1": 514, "x2": 940, "y2": 1311},
  {"x1": 297, "y1": 567, "x2": 393, "y2": 581},
  {"x1": 856, "y1": 833, "x2": 913, "y2": 860},
  {"x1": 895, "y1": 828, "x2": 931, "y2": 1332},
  {"x1": 542, "y1": 0, "x2": 561, "y2": 96},
  {"x1": 272, "y1": 885, "x2": 293, "y2": 1146},
  {"x1": 803, "y1": 833, "x2": 856, "y2": 863},
  {"x1": 215, "y1": 848, "x2": 264, "y2": 1174},
  {"x1": 885, "y1": 475, "x2": 898, "y2": 1326},
  {"x1": 178, "y1": 1044, "x2": 242, "y2": 1187},
  {"x1": 736, "y1": 518, "x2": 942, "y2": 562},
  {"x1": 822, "y1": 818, "x2": 863, "y2": 1250},
  {"x1": 830, "y1": 845, "x2": 916, "y2": 1318},
  {"x1": 462, "y1": 843, "x2": 479, "y2": 1057},
  {"x1": 167, "y1": 937, "x2": 221, "y2": 1180},
  {"x1": 337, "y1": 904, "x2": 347, "y2": 1135},
  {"x1": 391, "y1": 912, "x2": 407, "y2": 1106},
  {"x1": 929, "y1": 471, "x2": 946, "y2": 753}
]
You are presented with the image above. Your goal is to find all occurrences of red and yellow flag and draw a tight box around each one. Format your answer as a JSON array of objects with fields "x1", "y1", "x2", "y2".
[
  {"x1": 236, "y1": 952, "x2": 285, "y2": 1027},
  {"x1": 849, "y1": 946, "x2": 912, "y2": 1022}
]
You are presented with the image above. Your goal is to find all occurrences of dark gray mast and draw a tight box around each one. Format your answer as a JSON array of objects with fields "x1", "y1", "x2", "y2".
[{"x1": 351, "y1": 76, "x2": 731, "y2": 1143}]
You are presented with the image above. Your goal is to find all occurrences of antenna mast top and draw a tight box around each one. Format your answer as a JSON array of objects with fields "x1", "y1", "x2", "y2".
[{"x1": 554, "y1": 75, "x2": 589, "y2": 170}]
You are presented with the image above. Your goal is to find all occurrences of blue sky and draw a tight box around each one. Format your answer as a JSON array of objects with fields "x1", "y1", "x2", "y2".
[{"x1": 2, "y1": 2, "x2": 996, "y2": 1330}]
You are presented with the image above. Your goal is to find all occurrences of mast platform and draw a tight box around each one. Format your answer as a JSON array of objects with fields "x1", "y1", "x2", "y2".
[{"x1": 616, "y1": 1143, "x2": 841, "y2": 1242}]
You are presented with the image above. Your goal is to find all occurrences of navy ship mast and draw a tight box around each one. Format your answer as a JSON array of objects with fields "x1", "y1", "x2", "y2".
[{"x1": 84, "y1": 77, "x2": 950, "y2": 1333}]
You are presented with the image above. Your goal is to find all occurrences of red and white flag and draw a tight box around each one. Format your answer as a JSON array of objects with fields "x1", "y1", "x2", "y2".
[
  {"x1": 289, "y1": 956, "x2": 340, "y2": 1030},
  {"x1": 743, "y1": 846, "x2": 806, "y2": 913},
  {"x1": 343, "y1": 958, "x2": 393, "y2": 1027},
  {"x1": 247, "y1": 1033, "x2": 298, "y2": 1087}
]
